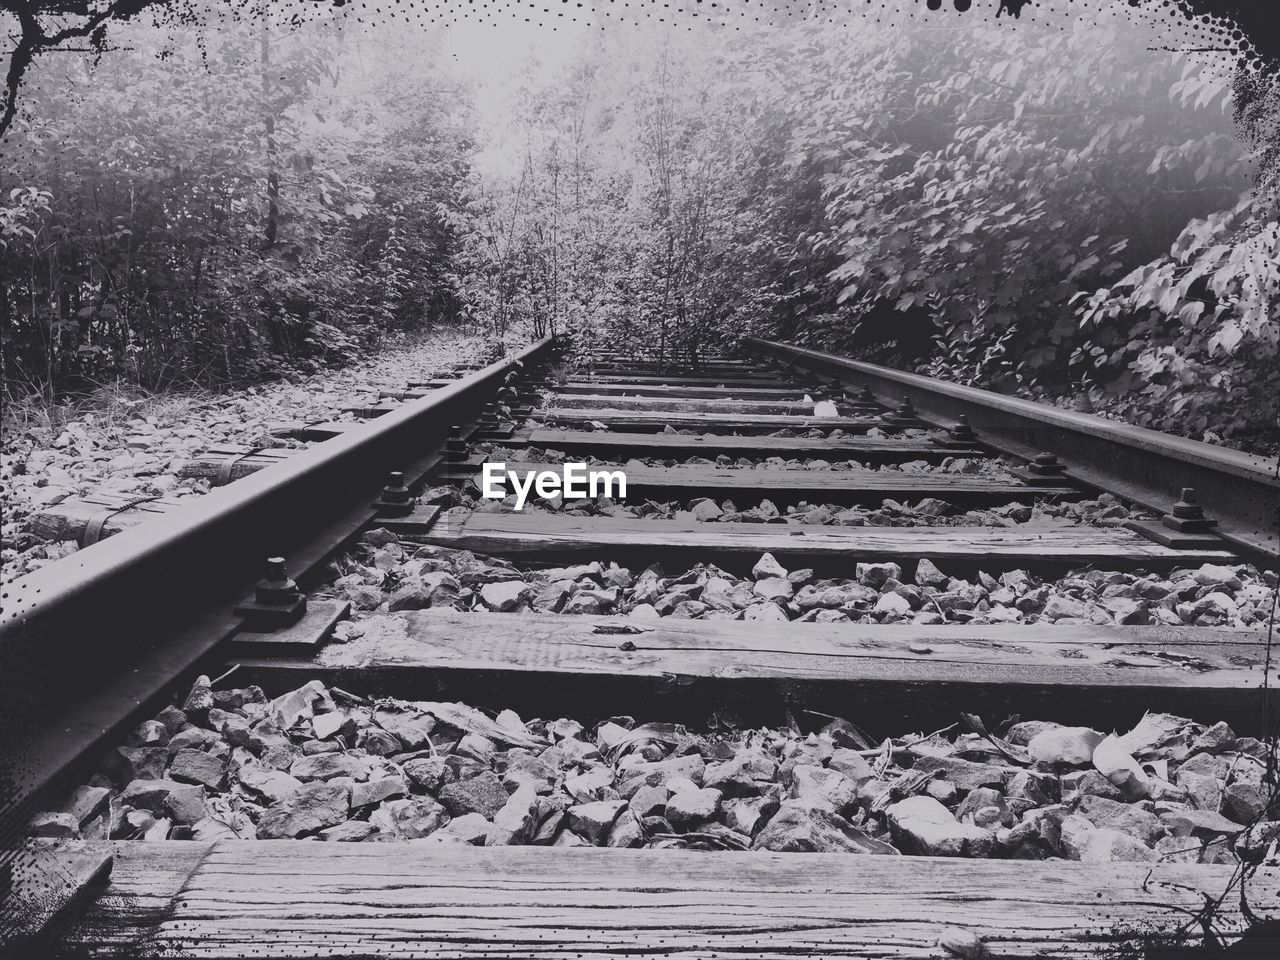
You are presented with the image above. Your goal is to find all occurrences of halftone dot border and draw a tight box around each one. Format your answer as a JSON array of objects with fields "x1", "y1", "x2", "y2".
[{"x1": 1, "y1": 0, "x2": 1276, "y2": 952}]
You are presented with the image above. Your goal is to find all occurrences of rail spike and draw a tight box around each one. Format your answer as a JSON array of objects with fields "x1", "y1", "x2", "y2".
[
  {"x1": 234, "y1": 556, "x2": 307, "y2": 627},
  {"x1": 372, "y1": 471, "x2": 415, "y2": 518}
]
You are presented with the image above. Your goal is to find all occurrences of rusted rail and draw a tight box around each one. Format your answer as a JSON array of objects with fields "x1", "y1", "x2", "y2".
[
  {"x1": 746, "y1": 337, "x2": 1280, "y2": 562},
  {"x1": 0, "y1": 337, "x2": 558, "y2": 835}
]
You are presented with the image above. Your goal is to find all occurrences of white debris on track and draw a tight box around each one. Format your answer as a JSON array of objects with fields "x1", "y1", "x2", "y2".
[{"x1": 1, "y1": 330, "x2": 496, "y2": 583}]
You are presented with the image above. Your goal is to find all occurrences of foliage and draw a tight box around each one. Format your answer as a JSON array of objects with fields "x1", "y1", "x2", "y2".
[
  {"x1": 459, "y1": 12, "x2": 1276, "y2": 450},
  {"x1": 0, "y1": 7, "x2": 472, "y2": 393}
]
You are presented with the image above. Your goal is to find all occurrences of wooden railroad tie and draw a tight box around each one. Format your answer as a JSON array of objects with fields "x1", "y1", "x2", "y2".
[
  {"x1": 466, "y1": 457, "x2": 1076, "y2": 505},
  {"x1": 517, "y1": 428, "x2": 982, "y2": 461},
  {"x1": 45, "y1": 840, "x2": 1280, "y2": 958},
  {"x1": 423, "y1": 512, "x2": 1236, "y2": 571},
  {"x1": 538, "y1": 407, "x2": 887, "y2": 433}
]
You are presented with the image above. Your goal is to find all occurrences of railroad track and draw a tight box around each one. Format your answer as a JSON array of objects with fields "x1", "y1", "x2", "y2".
[{"x1": 3, "y1": 337, "x2": 1279, "y2": 957}]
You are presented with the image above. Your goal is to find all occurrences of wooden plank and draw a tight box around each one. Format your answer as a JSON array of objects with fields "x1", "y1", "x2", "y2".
[
  {"x1": 572, "y1": 374, "x2": 789, "y2": 387},
  {"x1": 339, "y1": 402, "x2": 400, "y2": 419},
  {"x1": 174, "y1": 447, "x2": 298, "y2": 484},
  {"x1": 29, "y1": 493, "x2": 185, "y2": 544},
  {"x1": 474, "y1": 458, "x2": 1071, "y2": 504},
  {"x1": 44, "y1": 841, "x2": 213, "y2": 957},
  {"x1": 556, "y1": 381, "x2": 817, "y2": 400},
  {"x1": 268, "y1": 420, "x2": 362, "y2": 441},
  {"x1": 424, "y1": 512, "x2": 1236, "y2": 570},
  {"x1": 243, "y1": 608, "x2": 1279, "y2": 728},
  {"x1": 551, "y1": 394, "x2": 873, "y2": 415},
  {"x1": 3, "y1": 841, "x2": 113, "y2": 952},
  {"x1": 48, "y1": 841, "x2": 1277, "y2": 959},
  {"x1": 583, "y1": 360, "x2": 760, "y2": 372},
  {"x1": 521, "y1": 428, "x2": 977, "y2": 462},
  {"x1": 540, "y1": 407, "x2": 881, "y2": 433}
]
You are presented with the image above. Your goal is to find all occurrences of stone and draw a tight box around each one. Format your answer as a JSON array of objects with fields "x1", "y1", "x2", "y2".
[
  {"x1": 487, "y1": 786, "x2": 542, "y2": 845},
  {"x1": 828, "y1": 749, "x2": 875, "y2": 786},
  {"x1": 532, "y1": 581, "x2": 572, "y2": 613},
  {"x1": 1160, "y1": 809, "x2": 1244, "y2": 837},
  {"x1": 703, "y1": 752, "x2": 777, "y2": 796},
  {"x1": 666, "y1": 787, "x2": 722, "y2": 829},
  {"x1": 790, "y1": 765, "x2": 858, "y2": 815},
  {"x1": 1058, "y1": 814, "x2": 1157, "y2": 863},
  {"x1": 629, "y1": 784, "x2": 669, "y2": 819},
  {"x1": 914, "y1": 559, "x2": 950, "y2": 588},
  {"x1": 479, "y1": 581, "x2": 528, "y2": 611},
  {"x1": 1061, "y1": 770, "x2": 1123, "y2": 803},
  {"x1": 356, "y1": 728, "x2": 400, "y2": 757},
  {"x1": 1092, "y1": 735, "x2": 1151, "y2": 800},
  {"x1": 690, "y1": 499, "x2": 723, "y2": 521},
  {"x1": 1042, "y1": 595, "x2": 1090, "y2": 621},
  {"x1": 752, "y1": 553, "x2": 788, "y2": 580},
  {"x1": 1192, "y1": 564, "x2": 1241, "y2": 590},
  {"x1": 256, "y1": 782, "x2": 350, "y2": 839},
  {"x1": 567, "y1": 800, "x2": 628, "y2": 844},
  {"x1": 1189, "y1": 722, "x2": 1237, "y2": 755},
  {"x1": 167, "y1": 749, "x2": 226, "y2": 789},
  {"x1": 856, "y1": 562, "x2": 902, "y2": 588},
  {"x1": 120, "y1": 779, "x2": 207, "y2": 825},
  {"x1": 372, "y1": 706, "x2": 435, "y2": 750},
  {"x1": 1075, "y1": 795, "x2": 1165, "y2": 846},
  {"x1": 893, "y1": 816, "x2": 996, "y2": 858},
  {"x1": 311, "y1": 712, "x2": 350, "y2": 741},
  {"x1": 886, "y1": 795, "x2": 951, "y2": 824},
  {"x1": 319, "y1": 821, "x2": 378, "y2": 842},
  {"x1": 617, "y1": 755, "x2": 705, "y2": 797},
  {"x1": 751, "y1": 799, "x2": 897, "y2": 854},
  {"x1": 607, "y1": 810, "x2": 644, "y2": 848},
  {"x1": 236, "y1": 764, "x2": 304, "y2": 805},
  {"x1": 350, "y1": 774, "x2": 408, "y2": 808},
  {"x1": 388, "y1": 583, "x2": 432, "y2": 611},
  {"x1": 403, "y1": 757, "x2": 455, "y2": 792},
  {"x1": 369, "y1": 796, "x2": 450, "y2": 839},
  {"x1": 1224, "y1": 782, "x2": 1269, "y2": 824},
  {"x1": 438, "y1": 771, "x2": 510, "y2": 820},
  {"x1": 723, "y1": 796, "x2": 779, "y2": 836},
  {"x1": 743, "y1": 602, "x2": 789, "y2": 621},
  {"x1": 502, "y1": 755, "x2": 558, "y2": 794},
  {"x1": 913, "y1": 756, "x2": 1008, "y2": 792},
  {"x1": 436, "y1": 813, "x2": 492, "y2": 845},
  {"x1": 166, "y1": 727, "x2": 223, "y2": 756},
  {"x1": 289, "y1": 752, "x2": 366, "y2": 782},
  {"x1": 1176, "y1": 772, "x2": 1223, "y2": 814},
  {"x1": 874, "y1": 592, "x2": 912, "y2": 618},
  {"x1": 1027, "y1": 726, "x2": 1104, "y2": 765},
  {"x1": 753, "y1": 577, "x2": 794, "y2": 601},
  {"x1": 129, "y1": 720, "x2": 169, "y2": 747},
  {"x1": 29, "y1": 812, "x2": 80, "y2": 838}
]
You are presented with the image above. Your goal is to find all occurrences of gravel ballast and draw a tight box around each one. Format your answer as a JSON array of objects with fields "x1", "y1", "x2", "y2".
[
  {"x1": 1, "y1": 332, "x2": 496, "y2": 583},
  {"x1": 318, "y1": 530, "x2": 1277, "y2": 628},
  {"x1": 35, "y1": 678, "x2": 1280, "y2": 869}
]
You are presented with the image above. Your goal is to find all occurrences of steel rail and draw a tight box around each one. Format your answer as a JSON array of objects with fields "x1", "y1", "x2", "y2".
[
  {"x1": 744, "y1": 337, "x2": 1280, "y2": 562},
  {"x1": 0, "y1": 336, "x2": 558, "y2": 839}
]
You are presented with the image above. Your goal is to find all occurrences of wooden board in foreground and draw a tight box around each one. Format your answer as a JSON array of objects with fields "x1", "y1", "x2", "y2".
[
  {"x1": 48, "y1": 841, "x2": 1278, "y2": 959},
  {"x1": 539, "y1": 407, "x2": 882, "y2": 433},
  {"x1": 254, "y1": 608, "x2": 1277, "y2": 727},
  {"x1": 520, "y1": 428, "x2": 974, "y2": 462},
  {"x1": 475, "y1": 458, "x2": 1072, "y2": 504},
  {"x1": 423, "y1": 512, "x2": 1236, "y2": 570}
]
